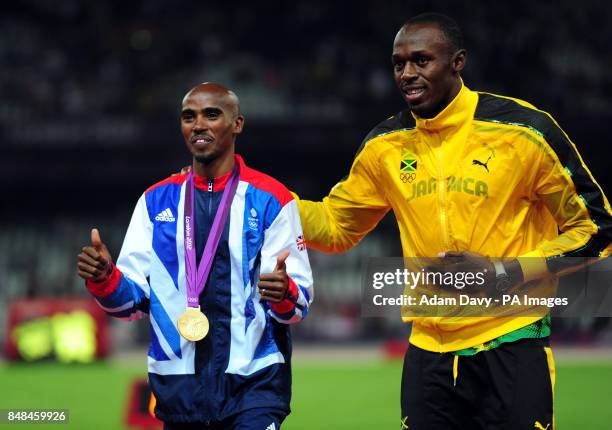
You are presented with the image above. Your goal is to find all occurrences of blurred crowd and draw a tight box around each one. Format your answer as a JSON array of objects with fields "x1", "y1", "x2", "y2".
[{"x1": 4, "y1": 1, "x2": 612, "y2": 130}]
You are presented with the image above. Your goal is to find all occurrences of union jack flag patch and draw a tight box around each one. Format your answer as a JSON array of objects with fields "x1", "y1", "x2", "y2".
[{"x1": 296, "y1": 235, "x2": 306, "y2": 251}]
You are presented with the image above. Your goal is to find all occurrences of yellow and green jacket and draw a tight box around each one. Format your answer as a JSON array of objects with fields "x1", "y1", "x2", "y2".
[{"x1": 297, "y1": 83, "x2": 612, "y2": 352}]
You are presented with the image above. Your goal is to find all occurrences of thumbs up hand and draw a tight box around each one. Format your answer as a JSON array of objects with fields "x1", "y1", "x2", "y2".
[
  {"x1": 77, "y1": 228, "x2": 114, "y2": 282},
  {"x1": 257, "y1": 250, "x2": 290, "y2": 303}
]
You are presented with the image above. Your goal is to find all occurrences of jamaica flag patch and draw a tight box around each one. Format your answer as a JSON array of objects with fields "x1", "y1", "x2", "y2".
[
  {"x1": 401, "y1": 158, "x2": 417, "y2": 172},
  {"x1": 400, "y1": 151, "x2": 417, "y2": 173},
  {"x1": 399, "y1": 150, "x2": 418, "y2": 183}
]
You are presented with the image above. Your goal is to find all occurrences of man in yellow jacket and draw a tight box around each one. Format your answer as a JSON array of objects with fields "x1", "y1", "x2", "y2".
[{"x1": 296, "y1": 13, "x2": 612, "y2": 429}]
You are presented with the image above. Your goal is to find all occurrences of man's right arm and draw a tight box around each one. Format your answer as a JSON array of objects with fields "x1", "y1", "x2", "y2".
[
  {"x1": 295, "y1": 140, "x2": 390, "y2": 253},
  {"x1": 77, "y1": 194, "x2": 152, "y2": 320}
]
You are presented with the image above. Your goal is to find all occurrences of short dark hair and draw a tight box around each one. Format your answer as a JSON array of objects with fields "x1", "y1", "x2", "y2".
[{"x1": 402, "y1": 13, "x2": 464, "y2": 52}]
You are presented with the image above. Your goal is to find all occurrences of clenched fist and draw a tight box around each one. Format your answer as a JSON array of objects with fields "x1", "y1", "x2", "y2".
[
  {"x1": 257, "y1": 250, "x2": 290, "y2": 303},
  {"x1": 77, "y1": 228, "x2": 113, "y2": 282}
]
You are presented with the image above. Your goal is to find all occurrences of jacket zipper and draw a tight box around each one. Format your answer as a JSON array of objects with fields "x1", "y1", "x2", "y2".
[
  {"x1": 207, "y1": 179, "x2": 213, "y2": 211},
  {"x1": 205, "y1": 177, "x2": 215, "y2": 419},
  {"x1": 437, "y1": 142, "x2": 451, "y2": 250}
]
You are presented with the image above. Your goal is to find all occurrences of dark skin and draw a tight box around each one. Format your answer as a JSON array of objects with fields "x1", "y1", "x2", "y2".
[
  {"x1": 180, "y1": 83, "x2": 243, "y2": 178},
  {"x1": 392, "y1": 22, "x2": 465, "y2": 119},
  {"x1": 78, "y1": 83, "x2": 290, "y2": 303},
  {"x1": 77, "y1": 228, "x2": 112, "y2": 282},
  {"x1": 392, "y1": 23, "x2": 523, "y2": 285}
]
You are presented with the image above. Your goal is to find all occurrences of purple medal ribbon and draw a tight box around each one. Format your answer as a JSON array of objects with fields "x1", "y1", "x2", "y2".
[{"x1": 184, "y1": 164, "x2": 239, "y2": 308}]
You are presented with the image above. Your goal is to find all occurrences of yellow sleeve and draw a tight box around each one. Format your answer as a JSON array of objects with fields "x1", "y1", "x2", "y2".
[
  {"x1": 519, "y1": 115, "x2": 612, "y2": 281},
  {"x1": 295, "y1": 142, "x2": 390, "y2": 253}
]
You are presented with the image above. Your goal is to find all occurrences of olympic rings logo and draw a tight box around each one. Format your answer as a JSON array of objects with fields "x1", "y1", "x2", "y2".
[{"x1": 400, "y1": 172, "x2": 416, "y2": 183}]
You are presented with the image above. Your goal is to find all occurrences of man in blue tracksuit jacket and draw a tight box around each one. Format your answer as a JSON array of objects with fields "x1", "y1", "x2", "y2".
[{"x1": 77, "y1": 83, "x2": 313, "y2": 429}]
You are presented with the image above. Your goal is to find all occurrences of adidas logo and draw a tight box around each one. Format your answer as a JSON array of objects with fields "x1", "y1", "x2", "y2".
[
  {"x1": 265, "y1": 424, "x2": 276, "y2": 430},
  {"x1": 155, "y1": 208, "x2": 176, "y2": 222}
]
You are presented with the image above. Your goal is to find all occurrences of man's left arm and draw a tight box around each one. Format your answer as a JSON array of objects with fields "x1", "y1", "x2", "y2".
[
  {"x1": 440, "y1": 115, "x2": 612, "y2": 286},
  {"x1": 257, "y1": 198, "x2": 314, "y2": 324},
  {"x1": 515, "y1": 114, "x2": 612, "y2": 281}
]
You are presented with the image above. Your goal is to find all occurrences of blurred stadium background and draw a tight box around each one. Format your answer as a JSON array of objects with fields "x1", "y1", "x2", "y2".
[{"x1": 1, "y1": 0, "x2": 612, "y2": 428}]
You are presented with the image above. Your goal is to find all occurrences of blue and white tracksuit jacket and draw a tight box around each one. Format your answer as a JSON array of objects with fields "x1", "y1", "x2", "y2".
[{"x1": 86, "y1": 155, "x2": 313, "y2": 423}]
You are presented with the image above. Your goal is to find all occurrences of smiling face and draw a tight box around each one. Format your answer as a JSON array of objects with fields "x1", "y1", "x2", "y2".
[
  {"x1": 180, "y1": 84, "x2": 244, "y2": 169},
  {"x1": 392, "y1": 22, "x2": 465, "y2": 118}
]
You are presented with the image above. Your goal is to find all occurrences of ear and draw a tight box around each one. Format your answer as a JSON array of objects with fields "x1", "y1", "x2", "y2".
[
  {"x1": 451, "y1": 49, "x2": 467, "y2": 73},
  {"x1": 233, "y1": 115, "x2": 245, "y2": 134}
]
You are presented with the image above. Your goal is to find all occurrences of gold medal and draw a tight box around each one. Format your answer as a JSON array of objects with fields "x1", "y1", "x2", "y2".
[{"x1": 177, "y1": 306, "x2": 209, "y2": 341}]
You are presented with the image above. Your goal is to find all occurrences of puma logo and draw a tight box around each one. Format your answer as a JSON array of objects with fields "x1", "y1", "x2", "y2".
[
  {"x1": 472, "y1": 155, "x2": 492, "y2": 172},
  {"x1": 534, "y1": 421, "x2": 550, "y2": 430}
]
